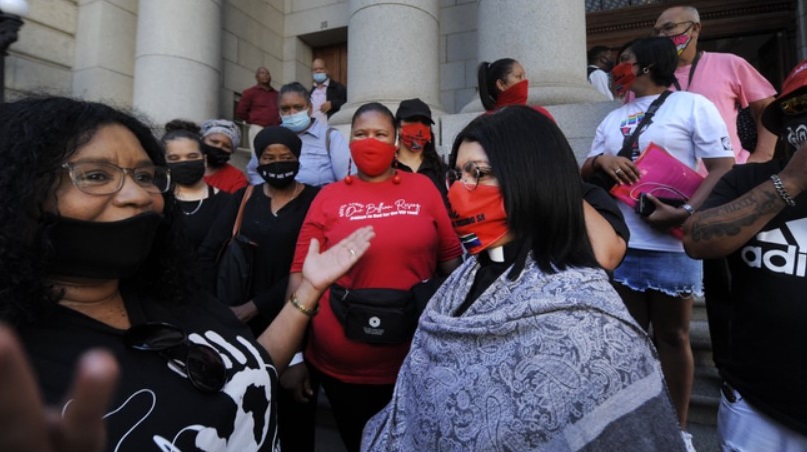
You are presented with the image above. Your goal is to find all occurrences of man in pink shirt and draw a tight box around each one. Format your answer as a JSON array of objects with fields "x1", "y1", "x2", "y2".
[{"x1": 652, "y1": 5, "x2": 777, "y2": 164}]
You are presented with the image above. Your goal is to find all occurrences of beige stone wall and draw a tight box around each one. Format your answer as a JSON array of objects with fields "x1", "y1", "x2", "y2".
[
  {"x1": 221, "y1": 0, "x2": 285, "y2": 119},
  {"x1": 438, "y1": 0, "x2": 477, "y2": 114},
  {"x1": 5, "y1": 0, "x2": 78, "y2": 101},
  {"x1": 282, "y1": 0, "x2": 348, "y2": 89}
]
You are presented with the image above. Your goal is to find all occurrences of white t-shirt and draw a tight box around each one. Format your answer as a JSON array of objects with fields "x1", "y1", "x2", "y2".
[
  {"x1": 588, "y1": 66, "x2": 614, "y2": 100},
  {"x1": 588, "y1": 91, "x2": 734, "y2": 252}
]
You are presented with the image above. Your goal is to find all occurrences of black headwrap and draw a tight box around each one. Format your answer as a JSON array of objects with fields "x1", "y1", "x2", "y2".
[{"x1": 253, "y1": 126, "x2": 302, "y2": 158}]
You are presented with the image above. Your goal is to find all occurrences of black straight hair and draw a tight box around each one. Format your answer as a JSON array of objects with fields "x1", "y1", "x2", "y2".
[
  {"x1": 449, "y1": 105, "x2": 598, "y2": 274},
  {"x1": 477, "y1": 58, "x2": 518, "y2": 111}
]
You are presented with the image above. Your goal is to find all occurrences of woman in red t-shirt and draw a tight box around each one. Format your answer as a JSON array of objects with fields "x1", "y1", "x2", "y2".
[
  {"x1": 200, "y1": 119, "x2": 248, "y2": 193},
  {"x1": 286, "y1": 103, "x2": 462, "y2": 452}
]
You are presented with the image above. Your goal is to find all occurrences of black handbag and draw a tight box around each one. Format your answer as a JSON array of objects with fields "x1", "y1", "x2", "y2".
[
  {"x1": 330, "y1": 284, "x2": 417, "y2": 344},
  {"x1": 216, "y1": 186, "x2": 257, "y2": 306},
  {"x1": 586, "y1": 90, "x2": 673, "y2": 191}
]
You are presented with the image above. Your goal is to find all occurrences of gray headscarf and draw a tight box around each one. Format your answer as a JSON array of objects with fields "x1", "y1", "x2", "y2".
[{"x1": 200, "y1": 119, "x2": 241, "y2": 151}]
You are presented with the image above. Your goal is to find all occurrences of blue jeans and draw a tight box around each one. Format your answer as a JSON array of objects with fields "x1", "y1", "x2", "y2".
[{"x1": 614, "y1": 248, "x2": 703, "y2": 297}]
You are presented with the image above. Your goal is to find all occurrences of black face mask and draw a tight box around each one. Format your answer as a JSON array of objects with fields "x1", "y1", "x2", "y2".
[
  {"x1": 167, "y1": 159, "x2": 206, "y2": 186},
  {"x1": 782, "y1": 115, "x2": 807, "y2": 154},
  {"x1": 45, "y1": 211, "x2": 162, "y2": 280},
  {"x1": 257, "y1": 161, "x2": 300, "y2": 189},
  {"x1": 201, "y1": 142, "x2": 231, "y2": 168}
]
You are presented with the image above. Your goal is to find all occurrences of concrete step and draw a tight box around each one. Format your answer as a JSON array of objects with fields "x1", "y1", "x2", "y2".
[{"x1": 692, "y1": 294, "x2": 708, "y2": 321}]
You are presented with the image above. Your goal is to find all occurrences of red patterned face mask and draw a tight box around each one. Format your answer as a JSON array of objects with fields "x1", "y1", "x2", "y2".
[
  {"x1": 350, "y1": 138, "x2": 397, "y2": 177},
  {"x1": 399, "y1": 123, "x2": 432, "y2": 151},
  {"x1": 495, "y1": 79, "x2": 529, "y2": 108},
  {"x1": 611, "y1": 62, "x2": 637, "y2": 96},
  {"x1": 447, "y1": 182, "x2": 509, "y2": 254}
]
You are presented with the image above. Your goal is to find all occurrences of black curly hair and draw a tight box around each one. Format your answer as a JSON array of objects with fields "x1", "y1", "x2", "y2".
[{"x1": 0, "y1": 96, "x2": 197, "y2": 325}]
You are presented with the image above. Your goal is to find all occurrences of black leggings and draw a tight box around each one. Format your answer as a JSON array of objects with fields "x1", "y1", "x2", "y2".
[{"x1": 312, "y1": 367, "x2": 395, "y2": 452}]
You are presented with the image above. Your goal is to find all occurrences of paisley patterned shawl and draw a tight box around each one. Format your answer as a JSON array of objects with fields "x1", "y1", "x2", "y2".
[{"x1": 362, "y1": 256, "x2": 686, "y2": 451}]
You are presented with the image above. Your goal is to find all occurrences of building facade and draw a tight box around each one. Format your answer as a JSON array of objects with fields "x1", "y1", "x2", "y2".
[{"x1": 3, "y1": 0, "x2": 802, "y2": 160}]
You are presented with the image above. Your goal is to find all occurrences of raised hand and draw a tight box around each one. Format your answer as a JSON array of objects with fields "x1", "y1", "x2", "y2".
[
  {"x1": 301, "y1": 226, "x2": 375, "y2": 292},
  {"x1": 0, "y1": 323, "x2": 118, "y2": 452}
]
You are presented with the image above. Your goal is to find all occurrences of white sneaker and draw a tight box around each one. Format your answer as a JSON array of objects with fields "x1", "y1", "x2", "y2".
[{"x1": 681, "y1": 431, "x2": 697, "y2": 452}]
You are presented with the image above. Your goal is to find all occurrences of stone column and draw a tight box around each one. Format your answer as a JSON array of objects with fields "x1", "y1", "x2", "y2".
[
  {"x1": 132, "y1": 0, "x2": 221, "y2": 126},
  {"x1": 330, "y1": 0, "x2": 442, "y2": 126},
  {"x1": 73, "y1": 0, "x2": 138, "y2": 107},
  {"x1": 462, "y1": 0, "x2": 606, "y2": 112}
]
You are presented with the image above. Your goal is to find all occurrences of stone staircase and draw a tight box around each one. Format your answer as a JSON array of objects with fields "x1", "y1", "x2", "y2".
[{"x1": 688, "y1": 296, "x2": 722, "y2": 451}]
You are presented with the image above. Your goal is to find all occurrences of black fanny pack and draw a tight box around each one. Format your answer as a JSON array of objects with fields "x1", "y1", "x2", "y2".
[{"x1": 329, "y1": 285, "x2": 417, "y2": 345}]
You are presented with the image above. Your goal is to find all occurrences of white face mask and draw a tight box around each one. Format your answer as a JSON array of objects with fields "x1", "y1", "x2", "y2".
[
  {"x1": 281, "y1": 110, "x2": 311, "y2": 133},
  {"x1": 313, "y1": 73, "x2": 328, "y2": 84}
]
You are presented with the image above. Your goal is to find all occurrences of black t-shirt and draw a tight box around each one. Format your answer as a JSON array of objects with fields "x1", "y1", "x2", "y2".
[
  {"x1": 19, "y1": 287, "x2": 280, "y2": 451},
  {"x1": 582, "y1": 182, "x2": 630, "y2": 243},
  {"x1": 178, "y1": 187, "x2": 238, "y2": 295},
  {"x1": 178, "y1": 187, "x2": 236, "y2": 251},
  {"x1": 701, "y1": 159, "x2": 807, "y2": 435},
  {"x1": 238, "y1": 184, "x2": 319, "y2": 333}
]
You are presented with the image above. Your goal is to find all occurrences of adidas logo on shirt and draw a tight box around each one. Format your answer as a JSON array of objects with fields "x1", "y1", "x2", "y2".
[{"x1": 741, "y1": 218, "x2": 807, "y2": 277}]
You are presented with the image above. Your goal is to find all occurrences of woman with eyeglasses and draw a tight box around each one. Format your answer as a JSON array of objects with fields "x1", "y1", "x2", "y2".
[
  {"x1": 581, "y1": 37, "x2": 735, "y2": 439},
  {"x1": 0, "y1": 96, "x2": 374, "y2": 452},
  {"x1": 161, "y1": 119, "x2": 237, "y2": 294},
  {"x1": 284, "y1": 102, "x2": 462, "y2": 452},
  {"x1": 200, "y1": 119, "x2": 249, "y2": 194},
  {"x1": 362, "y1": 105, "x2": 687, "y2": 451}
]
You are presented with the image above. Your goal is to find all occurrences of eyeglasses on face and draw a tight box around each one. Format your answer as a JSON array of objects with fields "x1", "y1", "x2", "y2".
[
  {"x1": 652, "y1": 21, "x2": 694, "y2": 36},
  {"x1": 124, "y1": 322, "x2": 226, "y2": 393},
  {"x1": 62, "y1": 161, "x2": 171, "y2": 195},
  {"x1": 780, "y1": 93, "x2": 807, "y2": 116},
  {"x1": 446, "y1": 161, "x2": 494, "y2": 191}
]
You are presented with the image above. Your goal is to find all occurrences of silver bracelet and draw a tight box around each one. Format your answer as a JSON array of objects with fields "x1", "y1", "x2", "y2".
[{"x1": 770, "y1": 174, "x2": 796, "y2": 207}]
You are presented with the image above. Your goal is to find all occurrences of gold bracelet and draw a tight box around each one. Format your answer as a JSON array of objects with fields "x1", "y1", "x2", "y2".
[{"x1": 288, "y1": 293, "x2": 319, "y2": 317}]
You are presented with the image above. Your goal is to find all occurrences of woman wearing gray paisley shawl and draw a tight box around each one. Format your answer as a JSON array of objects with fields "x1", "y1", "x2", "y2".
[{"x1": 361, "y1": 106, "x2": 686, "y2": 451}]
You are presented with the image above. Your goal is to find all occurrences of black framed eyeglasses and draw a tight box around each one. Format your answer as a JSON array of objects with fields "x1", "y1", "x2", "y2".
[
  {"x1": 124, "y1": 322, "x2": 226, "y2": 393},
  {"x1": 62, "y1": 161, "x2": 171, "y2": 195},
  {"x1": 652, "y1": 21, "x2": 695, "y2": 37},
  {"x1": 445, "y1": 161, "x2": 494, "y2": 191}
]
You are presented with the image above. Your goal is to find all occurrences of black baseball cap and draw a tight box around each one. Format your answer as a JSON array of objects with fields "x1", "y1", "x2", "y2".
[{"x1": 395, "y1": 98, "x2": 435, "y2": 124}]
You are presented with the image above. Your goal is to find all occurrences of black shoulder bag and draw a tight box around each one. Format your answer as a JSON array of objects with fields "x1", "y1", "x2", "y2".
[
  {"x1": 586, "y1": 90, "x2": 673, "y2": 191},
  {"x1": 216, "y1": 185, "x2": 257, "y2": 306}
]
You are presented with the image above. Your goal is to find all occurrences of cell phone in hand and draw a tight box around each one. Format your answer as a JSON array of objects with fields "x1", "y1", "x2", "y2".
[{"x1": 635, "y1": 193, "x2": 686, "y2": 217}]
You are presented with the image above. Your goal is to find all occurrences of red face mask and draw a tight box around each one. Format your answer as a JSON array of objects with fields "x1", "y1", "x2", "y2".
[
  {"x1": 350, "y1": 138, "x2": 397, "y2": 177},
  {"x1": 494, "y1": 79, "x2": 529, "y2": 108},
  {"x1": 611, "y1": 62, "x2": 637, "y2": 96},
  {"x1": 399, "y1": 123, "x2": 432, "y2": 151},
  {"x1": 447, "y1": 182, "x2": 509, "y2": 254}
]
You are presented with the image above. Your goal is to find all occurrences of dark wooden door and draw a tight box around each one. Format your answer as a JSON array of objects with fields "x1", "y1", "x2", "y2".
[{"x1": 313, "y1": 44, "x2": 348, "y2": 87}]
